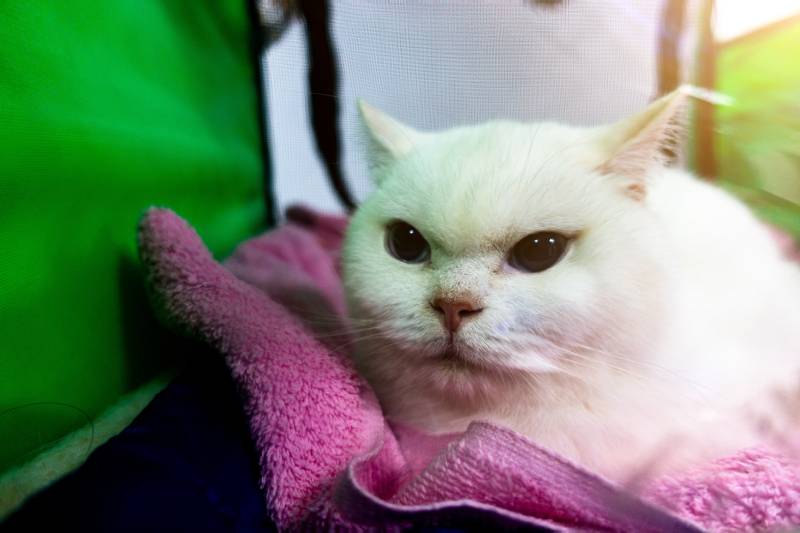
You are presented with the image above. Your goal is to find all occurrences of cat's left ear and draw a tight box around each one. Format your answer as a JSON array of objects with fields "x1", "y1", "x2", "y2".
[
  {"x1": 596, "y1": 87, "x2": 688, "y2": 200},
  {"x1": 358, "y1": 99, "x2": 425, "y2": 168}
]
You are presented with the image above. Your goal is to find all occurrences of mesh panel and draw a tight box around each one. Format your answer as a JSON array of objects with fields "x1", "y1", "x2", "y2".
[{"x1": 264, "y1": 1, "x2": 699, "y2": 215}]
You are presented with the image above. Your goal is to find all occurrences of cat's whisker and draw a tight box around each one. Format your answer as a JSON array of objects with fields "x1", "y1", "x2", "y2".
[
  {"x1": 545, "y1": 357, "x2": 701, "y2": 431},
  {"x1": 555, "y1": 344, "x2": 673, "y2": 386},
  {"x1": 304, "y1": 326, "x2": 384, "y2": 339},
  {"x1": 309, "y1": 91, "x2": 339, "y2": 100},
  {"x1": 567, "y1": 339, "x2": 708, "y2": 389},
  {"x1": 283, "y1": 314, "x2": 384, "y2": 331},
  {"x1": 549, "y1": 345, "x2": 715, "y2": 417},
  {"x1": 325, "y1": 331, "x2": 394, "y2": 354},
  {"x1": 516, "y1": 334, "x2": 674, "y2": 385}
]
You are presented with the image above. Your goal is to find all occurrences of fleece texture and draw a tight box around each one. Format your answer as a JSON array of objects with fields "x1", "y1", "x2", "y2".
[{"x1": 137, "y1": 206, "x2": 800, "y2": 532}]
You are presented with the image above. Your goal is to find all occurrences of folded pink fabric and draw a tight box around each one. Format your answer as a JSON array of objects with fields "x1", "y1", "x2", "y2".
[{"x1": 138, "y1": 206, "x2": 800, "y2": 532}]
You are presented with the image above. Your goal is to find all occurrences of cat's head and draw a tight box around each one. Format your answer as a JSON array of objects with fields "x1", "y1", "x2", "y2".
[{"x1": 342, "y1": 91, "x2": 686, "y2": 399}]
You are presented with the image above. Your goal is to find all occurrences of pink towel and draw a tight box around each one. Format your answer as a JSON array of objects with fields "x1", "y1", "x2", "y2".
[{"x1": 138, "y1": 206, "x2": 800, "y2": 532}]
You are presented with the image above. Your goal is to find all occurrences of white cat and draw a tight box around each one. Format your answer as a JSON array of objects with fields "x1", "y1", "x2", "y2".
[{"x1": 341, "y1": 89, "x2": 800, "y2": 482}]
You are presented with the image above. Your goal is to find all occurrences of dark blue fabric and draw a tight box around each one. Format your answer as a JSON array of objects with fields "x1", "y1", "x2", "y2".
[
  {"x1": 3, "y1": 345, "x2": 480, "y2": 532},
  {"x1": 4, "y1": 349, "x2": 273, "y2": 533}
]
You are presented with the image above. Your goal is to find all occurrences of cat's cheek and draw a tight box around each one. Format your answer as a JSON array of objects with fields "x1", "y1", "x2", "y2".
[{"x1": 491, "y1": 321, "x2": 512, "y2": 336}]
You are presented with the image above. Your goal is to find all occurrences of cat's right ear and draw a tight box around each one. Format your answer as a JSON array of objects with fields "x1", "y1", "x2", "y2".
[
  {"x1": 594, "y1": 88, "x2": 688, "y2": 200},
  {"x1": 358, "y1": 99, "x2": 423, "y2": 171}
]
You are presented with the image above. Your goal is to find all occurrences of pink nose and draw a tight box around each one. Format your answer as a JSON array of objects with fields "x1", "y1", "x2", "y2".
[{"x1": 431, "y1": 297, "x2": 484, "y2": 333}]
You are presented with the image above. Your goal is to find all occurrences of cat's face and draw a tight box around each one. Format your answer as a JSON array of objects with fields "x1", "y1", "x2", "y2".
[{"x1": 342, "y1": 94, "x2": 683, "y2": 398}]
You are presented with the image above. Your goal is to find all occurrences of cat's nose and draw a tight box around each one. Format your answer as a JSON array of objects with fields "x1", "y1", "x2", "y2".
[{"x1": 431, "y1": 297, "x2": 484, "y2": 333}]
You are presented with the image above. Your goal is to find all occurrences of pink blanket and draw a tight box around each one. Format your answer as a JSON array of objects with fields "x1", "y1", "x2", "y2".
[{"x1": 137, "y1": 206, "x2": 800, "y2": 532}]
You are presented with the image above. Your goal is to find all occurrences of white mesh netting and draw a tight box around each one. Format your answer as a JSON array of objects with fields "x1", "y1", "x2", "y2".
[{"x1": 261, "y1": 1, "x2": 699, "y2": 215}]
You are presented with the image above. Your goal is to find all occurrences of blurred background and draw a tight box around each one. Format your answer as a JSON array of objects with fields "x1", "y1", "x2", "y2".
[
  {"x1": 712, "y1": 0, "x2": 800, "y2": 236},
  {"x1": 1, "y1": 0, "x2": 798, "y2": 519}
]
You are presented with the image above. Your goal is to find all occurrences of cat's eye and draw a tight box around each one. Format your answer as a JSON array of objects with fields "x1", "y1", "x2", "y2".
[
  {"x1": 509, "y1": 232, "x2": 568, "y2": 273},
  {"x1": 386, "y1": 221, "x2": 430, "y2": 263}
]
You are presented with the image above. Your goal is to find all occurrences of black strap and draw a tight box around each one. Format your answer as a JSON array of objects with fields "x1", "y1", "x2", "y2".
[{"x1": 300, "y1": 0, "x2": 357, "y2": 212}]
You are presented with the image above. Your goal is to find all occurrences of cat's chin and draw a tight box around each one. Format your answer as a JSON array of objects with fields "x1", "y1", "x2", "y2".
[
  {"x1": 434, "y1": 340, "x2": 559, "y2": 375},
  {"x1": 427, "y1": 340, "x2": 498, "y2": 372},
  {"x1": 356, "y1": 335, "x2": 547, "y2": 403},
  {"x1": 424, "y1": 363, "x2": 509, "y2": 403},
  {"x1": 417, "y1": 346, "x2": 538, "y2": 403},
  {"x1": 435, "y1": 348, "x2": 486, "y2": 375}
]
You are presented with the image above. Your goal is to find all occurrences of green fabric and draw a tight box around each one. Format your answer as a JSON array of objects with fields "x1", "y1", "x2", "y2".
[
  {"x1": 0, "y1": 2, "x2": 266, "y2": 473},
  {"x1": 715, "y1": 19, "x2": 800, "y2": 238}
]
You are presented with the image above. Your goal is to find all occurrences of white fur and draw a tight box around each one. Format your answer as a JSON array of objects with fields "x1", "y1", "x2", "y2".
[{"x1": 342, "y1": 96, "x2": 800, "y2": 482}]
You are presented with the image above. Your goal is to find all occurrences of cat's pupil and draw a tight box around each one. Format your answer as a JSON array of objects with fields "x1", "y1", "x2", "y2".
[
  {"x1": 386, "y1": 222, "x2": 430, "y2": 263},
  {"x1": 509, "y1": 232, "x2": 568, "y2": 273}
]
